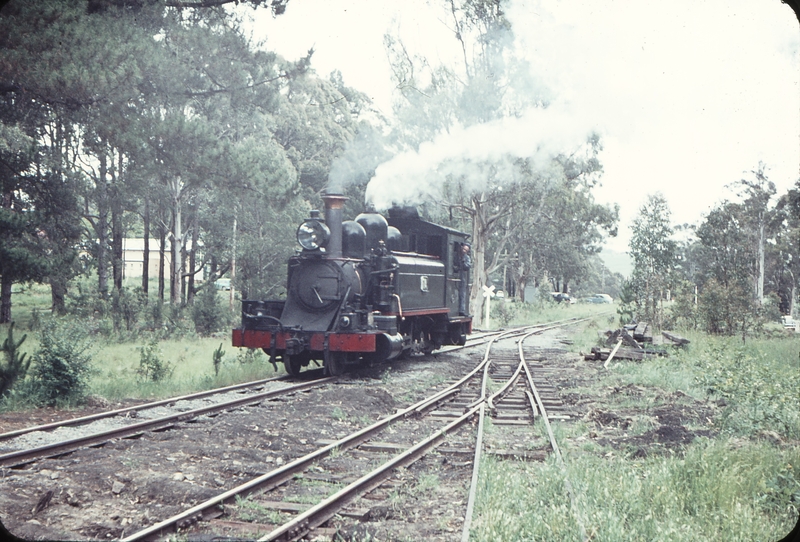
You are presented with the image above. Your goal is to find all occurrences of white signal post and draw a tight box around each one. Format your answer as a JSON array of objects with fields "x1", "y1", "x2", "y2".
[{"x1": 482, "y1": 285, "x2": 495, "y2": 329}]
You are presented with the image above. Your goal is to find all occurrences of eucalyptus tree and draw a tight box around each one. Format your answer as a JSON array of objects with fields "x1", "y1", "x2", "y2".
[
  {"x1": 273, "y1": 69, "x2": 375, "y2": 198},
  {"x1": 504, "y1": 136, "x2": 617, "y2": 298},
  {"x1": 776, "y1": 179, "x2": 800, "y2": 317},
  {"x1": 628, "y1": 193, "x2": 676, "y2": 329},
  {"x1": 382, "y1": 0, "x2": 617, "y2": 316},
  {"x1": 730, "y1": 164, "x2": 777, "y2": 304},
  {"x1": 384, "y1": 0, "x2": 520, "y2": 313}
]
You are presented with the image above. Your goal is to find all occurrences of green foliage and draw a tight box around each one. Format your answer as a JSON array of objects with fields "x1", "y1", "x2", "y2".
[
  {"x1": 191, "y1": 286, "x2": 225, "y2": 336},
  {"x1": 616, "y1": 279, "x2": 636, "y2": 326},
  {"x1": 111, "y1": 287, "x2": 146, "y2": 333},
  {"x1": 472, "y1": 437, "x2": 799, "y2": 542},
  {"x1": 692, "y1": 343, "x2": 800, "y2": 438},
  {"x1": 666, "y1": 280, "x2": 699, "y2": 330},
  {"x1": 66, "y1": 277, "x2": 110, "y2": 318},
  {"x1": 212, "y1": 343, "x2": 225, "y2": 376},
  {"x1": 136, "y1": 338, "x2": 173, "y2": 382},
  {"x1": 237, "y1": 348, "x2": 266, "y2": 365},
  {"x1": 697, "y1": 278, "x2": 757, "y2": 337},
  {"x1": 29, "y1": 318, "x2": 94, "y2": 406},
  {"x1": 491, "y1": 300, "x2": 515, "y2": 327},
  {"x1": 628, "y1": 194, "x2": 676, "y2": 329},
  {"x1": 147, "y1": 299, "x2": 164, "y2": 332},
  {"x1": 0, "y1": 323, "x2": 30, "y2": 397}
]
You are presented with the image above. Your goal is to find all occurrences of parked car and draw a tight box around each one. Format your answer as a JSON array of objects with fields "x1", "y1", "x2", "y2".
[
  {"x1": 582, "y1": 293, "x2": 613, "y2": 304},
  {"x1": 215, "y1": 278, "x2": 231, "y2": 291}
]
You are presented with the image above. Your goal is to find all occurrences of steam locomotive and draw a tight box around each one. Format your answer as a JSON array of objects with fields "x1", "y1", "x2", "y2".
[{"x1": 232, "y1": 192, "x2": 473, "y2": 376}]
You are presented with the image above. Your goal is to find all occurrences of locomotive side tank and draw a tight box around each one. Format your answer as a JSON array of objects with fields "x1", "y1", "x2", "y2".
[{"x1": 232, "y1": 191, "x2": 472, "y2": 376}]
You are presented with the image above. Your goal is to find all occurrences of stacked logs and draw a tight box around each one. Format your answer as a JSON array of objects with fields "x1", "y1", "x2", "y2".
[{"x1": 584, "y1": 323, "x2": 690, "y2": 362}]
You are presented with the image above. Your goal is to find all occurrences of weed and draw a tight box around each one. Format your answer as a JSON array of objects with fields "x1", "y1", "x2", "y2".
[
  {"x1": 0, "y1": 323, "x2": 31, "y2": 397},
  {"x1": 212, "y1": 343, "x2": 225, "y2": 376},
  {"x1": 233, "y1": 495, "x2": 286, "y2": 525},
  {"x1": 136, "y1": 339, "x2": 173, "y2": 382},
  {"x1": 331, "y1": 407, "x2": 347, "y2": 421}
]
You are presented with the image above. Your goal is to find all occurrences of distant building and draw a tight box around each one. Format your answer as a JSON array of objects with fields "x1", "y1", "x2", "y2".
[{"x1": 122, "y1": 238, "x2": 171, "y2": 279}]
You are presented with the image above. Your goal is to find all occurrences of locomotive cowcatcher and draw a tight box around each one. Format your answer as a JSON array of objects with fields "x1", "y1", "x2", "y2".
[{"x1": 231, "y1": 191, "x2": 473, "y2": 376}]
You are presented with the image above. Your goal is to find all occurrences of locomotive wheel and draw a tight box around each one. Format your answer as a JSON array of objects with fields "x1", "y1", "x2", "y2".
[
  {"x1": 284, "y1": 355, "x2": 303, "y2": 378},
  {"x1": 324, "y1": 351, "x2": 346, "y2": 376}
]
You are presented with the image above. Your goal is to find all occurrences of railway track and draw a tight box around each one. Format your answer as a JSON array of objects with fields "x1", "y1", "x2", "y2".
[
  {"x1": 0, "y1": 319, "x2": 564, "y2": 469},
  {"x1": 1, "y1": 316, "x2": 594, "y2": 541},
  {"x1": 114, "y1": 319, "x2": 589, "y2": 541},
  {"x1": 0, "y1": 374, "x2": 332, "y2": 468}
]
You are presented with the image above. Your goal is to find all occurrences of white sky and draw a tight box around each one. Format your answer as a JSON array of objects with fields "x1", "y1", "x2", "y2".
[{"x1": 243, "y1": 0, "x2": 800, "y2": 260}]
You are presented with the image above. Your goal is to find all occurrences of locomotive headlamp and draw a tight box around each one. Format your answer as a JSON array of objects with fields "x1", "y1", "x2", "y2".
[{"x1": 297, "y1": 219, "x2": 330, "y2": 251}]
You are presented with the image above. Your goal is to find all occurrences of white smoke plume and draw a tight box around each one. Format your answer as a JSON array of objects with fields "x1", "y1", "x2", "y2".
[{"x1": 365, "y1": 102, "x2": 599, "y2": 210}]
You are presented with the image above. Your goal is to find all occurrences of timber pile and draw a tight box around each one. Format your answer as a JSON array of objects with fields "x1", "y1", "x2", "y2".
[{"x1": 584, "y1": 323, "x2": 690, "y2": 362}]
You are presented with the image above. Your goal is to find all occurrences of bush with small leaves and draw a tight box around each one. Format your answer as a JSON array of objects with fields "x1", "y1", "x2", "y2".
[
  {"x1": 29, "y1": 319, "x2": 94, "y2": 406},
  {"x1": 192, "y1": 286, "x2": 226, "y2": 336}
]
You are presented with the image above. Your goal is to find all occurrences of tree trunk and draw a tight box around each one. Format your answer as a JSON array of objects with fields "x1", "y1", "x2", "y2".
[
  {"x1": 518, "y1": 278, "x2": 527, "y2": 303},
  {"x1": 0, "y1": 275, "x2": 12, "y2": 324},
  {"x1": 230, "y1": 213, "x2": 237, "y2": 311},
  {"x1": 170, "y1": 176, "x2": 183, "y2": 306},
  {"x1": 757, "y1": 216, "x2": 765, "y2": 304},
  {"x1": 470, "y1": 195, "x2": 487, "y2": 322},
  {"x1": 1, "y1": 189, "x2": 12, "y2": 323},
  {"x1": 97, "y1": 152, "x2": 110, "y2": 299},
  {"x1": 111, "y1": 152, "x2": 124, "y2": 293},
  {"x1": 111, "y1": 195, "x2": 124, "y2": 292},
  {"x1": 142, "y1": 197, "x2": 150, "y2": 295},
  {"x1": 187, "y1": 207, "x2": 200, "y2": 305},
  {"x1": 158, "y1": 224, "x2": 166, "y2": 302}
]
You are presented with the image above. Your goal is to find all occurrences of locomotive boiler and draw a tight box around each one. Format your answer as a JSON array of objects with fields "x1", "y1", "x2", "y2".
[{"x1": 231, "y1": 191, "x2": 473, "y2": 376}]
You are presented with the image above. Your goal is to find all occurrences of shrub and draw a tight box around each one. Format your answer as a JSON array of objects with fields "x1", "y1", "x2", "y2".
[
  {"x1": 693, "y1": 343, "x2": 800, "y2": 438},
  {"x1": 237, "y1": 348, "x2": 266, "y2": 364},
  {"x1": 616, "y1": 279, "x2": 636, "y2": 326},
  {"x1": 192, "y1": 286, "x2": 226, "y2": 335},
  {"x1": 491, "y1": 299, "x2": 515, "y2": 327},
  {"x1": 137, "y1": 338, "x2": 173, "y2": 381},
  {"x1": 698, "y1": 279, "x2": 757, "y2": 337},
  {"x1": 0, "y1": 323, "x2": 31, "y2": 397},
  {"x1": 29, "y1": 319, "x2": 94, "y2": 406},
  {"x1": 147, "y1": 298, "x2": 164, "y2": 331},
  {"x1": 667, "y1": 280, "x2": 698, "y2": 330},
  {"x1": 112, "y1": 287, "x2": 146, "y2": 333},
  {"x1": 164, "y1": 304, "x2": 195, "y2": 339}
]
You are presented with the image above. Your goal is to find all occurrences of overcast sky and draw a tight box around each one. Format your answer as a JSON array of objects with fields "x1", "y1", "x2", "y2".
[{"x1": 243, "y1": 0, "x2": 800, "y2": 262}]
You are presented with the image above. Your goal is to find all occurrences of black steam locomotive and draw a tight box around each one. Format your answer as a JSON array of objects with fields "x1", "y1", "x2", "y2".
[{"x1": 232, "y1": 192, "x2": 473, "y2": 376}]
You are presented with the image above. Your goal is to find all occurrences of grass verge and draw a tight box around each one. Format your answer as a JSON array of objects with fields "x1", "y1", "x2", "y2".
[{"x1": 469, "y1": 329, "x2": 800, "y2": 541}]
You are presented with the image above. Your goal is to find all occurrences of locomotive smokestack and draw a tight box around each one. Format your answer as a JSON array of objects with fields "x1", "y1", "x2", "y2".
[{"x1": 322, "y1": 192, "x2": 348, "y2": 258}]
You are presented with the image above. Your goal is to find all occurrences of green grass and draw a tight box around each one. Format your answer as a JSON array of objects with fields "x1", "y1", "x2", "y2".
[
  {"x1": 0, "y1": 327, "x2": 281, "y2": 409},
  {"x1": 5, "y1": 283, "x2": 53, "y2": 329},
  {"x1": 471, "y1": 439, "x2": 799, "y2": 541},
  {"x1": 89, "y1": 337, "x2": 280, "y2": 401},
  {"x1": 489, "y1": 299, "x2": 616, "y2": 330},
  {"x1": 469, "y1": 324, "x2": 800, "y2": 541}
]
